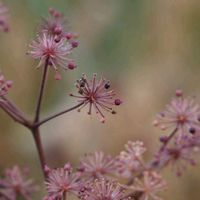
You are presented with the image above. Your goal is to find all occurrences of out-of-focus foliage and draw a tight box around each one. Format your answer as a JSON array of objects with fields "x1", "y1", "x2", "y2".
[{"x1": 1, "y1": 0, "x2": 200, "y2": 199}]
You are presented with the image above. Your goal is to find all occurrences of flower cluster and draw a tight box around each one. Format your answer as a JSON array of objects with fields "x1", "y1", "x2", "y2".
[
  {"x1": 153, "y1": 90, "x2": 200, "y2": 136},
  {"x1": 116, "y1": 141, "x2": 146, "y2": 178},
  {"x1": 79, "y1": 179, "x2": 129, "y2": 200},
  {"x1": 78, "y1": 151, "x2": 117, "y2": 180},
  {"x1": 44, "y1": 164, "x2": 81, "y2": 200},
  {"x1": 70, "y1": 73, "x2": 122, "y2": 122},
  {"x1": 0, "y1": 2, "x2": 9, "y2": 32},
  {"x1": 0, "y1": 71, "x2": 13, "y2": 99},
  {"x1": 127, "y1": 171, "x2": 166, "y2": 200},
  {"x1": 28, "y1": 8, "x2": 78, "y2": 80},
  {"x1": 0, "y1": 166, "x2": 38, "y2": 200}
]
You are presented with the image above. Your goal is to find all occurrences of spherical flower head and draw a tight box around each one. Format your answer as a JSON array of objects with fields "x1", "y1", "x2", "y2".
[
  {"x1": 78, "y1": 151, "x2": 117, "y2": 180},
  {"x1": 116, "y1": 141, "x2": 146, "y2": 178},
  {"x1": 79, "y1": 178, "x2": 130, "y2": 200},
  {"x1": 39, "y1": 8, "x2": 79, "y2": 49},
  {"x1": 156, "y1": 136, "x2": 197, "y2": 176},
  {"x1": 128, "y1": 171, "x2": 166, "y2": 200},
  {"x1": 44, "y1": 164, "x2": 81, "y2": 200},
  {"x1": 28, "y1": 33, "x2": 77, "y2": 79},
  {"x1": 0, "y1": 72, "x2": 13, "y2": 100},
  {"x1": 70, "y1": 73, "x2": 122, "y2": 122},
  {"x1": 153, "y1": 90, "x2": 200, "y2": 135},
  {"x1": 0, "y1": 2, "x2": 9, "y2": 32},
  {"x1": 0, "y1": 166, "x2": 38, "y2": 200}
]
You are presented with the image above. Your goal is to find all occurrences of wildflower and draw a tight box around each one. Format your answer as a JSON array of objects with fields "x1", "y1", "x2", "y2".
[
  {"x1": 128, "y1": 171, "x2": 166, "y2": 200},
  {"x1": 116, "y1": 141, "x2": 146, "y2": 178},
  {"x1": 78, "y1": 151, "x2": 117, "y2": 180},
  {"x1": 44, "y1": 164, "x2": 81, "y2": 200},
  {"x1": 0, "y1": 72, "x2": 12, "y2": 99},
  {"x1": 153, "y1": 90, "x2": 200, "y2": 135},
  {"x1": 0, "y1": 2, "x2": 9, "y2": 32},
  {"x1": 70, "y1": 73, "x2": 122, "y2": 122},
  {"x1": 28, "y1": 33, "x2": 76, "y2": 79},
  {"x1": 156, "y1": 136, "x2": 197, "y2": 176},
  {"x1": 79, "y1": 178, "x2": 129, "y2": 200},
  {"x1": 0, "y1": 166, "x2": 38, "y2": 200}
]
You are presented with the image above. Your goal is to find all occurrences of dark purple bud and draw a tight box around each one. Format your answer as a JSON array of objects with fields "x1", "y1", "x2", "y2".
[
  {"x1": 65, "y1": 33, "x2": 73, "y2": 40},
  {"x1": 114, "y1": 99, "x2": 122, "y2": 106},
  {"x1": 189, "y1": 127, "x2": 196, "y2": 134},
  {"x1": 159, "y1": 135, "x2": 168, "y2": 143},
  {"x1": 54, "y1": 27, "x2": 62, "y2": 35},
  {"x1": 175, "y1": 89, "x2": 183, "y2": 97},
  {"x1": 68, "y1": 62, "x2": 77, "y2": 70},
  {"x1": 104, "y1": 82, "x2": 110, "y2": 89},
  {"x1": 71, "y1": 41, "x2": 79, "y2": 48}
]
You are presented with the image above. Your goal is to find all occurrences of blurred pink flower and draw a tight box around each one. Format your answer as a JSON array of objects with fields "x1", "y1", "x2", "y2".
[
  {"x1": 154, "y1": 90, "x2": 200, "y2": 135},
  {"x1": 79, "y1": 178, "x2": 129, "y2": 200},
  {"x1": 28, "y1": 33, "x2": 76, "y2": 79},
  {"x1": 70, "y1": 73, "x2": 122, "y2": 122},
  {"x1": 0, "y1": 72, "x2": 12, "y2": 99},
  {"x1": 116, "y1": 141, "x2": 146, "y2": 178},
  {"x1": 128, "y1": 171, "x2": 166, "y2": 200},
  {"x1": 78, "y1": 151, "x2": 117, "y2": 180},
  {"x1": 0, "y1": 166, "x2": 38, "y2": 200},
  {"x1": 44, "y1": 164, "x2": 80, "y2": 200},
  {"x1": 0, "y1": 2, "x2": 9, "y2": 32}
]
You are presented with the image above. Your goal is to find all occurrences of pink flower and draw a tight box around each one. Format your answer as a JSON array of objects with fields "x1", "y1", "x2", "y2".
[
  {"x1": 0, "y1": 166, "x2": 38, "y2": 200},
  {"x1": 0, "y1": 2, "x2": 9, "y2": 32},
  {"x1": 116, "y1": 141, "x2": 146, "y2": 178},
  {"x1": 70, "y1": 74, "x2": 122, "y2": 122},
  {"x1": 28, "y1": 33, "x2": 76, "y2": 79},
  {"x1": 128, "y1": 171, "x2": 166, "y2": 200},
  {"x1": 78, "y1": 151, "x2": 117, "y2": 180},
  {"x1": 44, "y1": 164, "x2": 81, "y2": 200},
  {"x1": 156, "y1": 136, "x2": 197, "y2": 176},
  {"x1": 0, "y1": 72, "x2": 13, "y2": 99},
  {"x1": 153, "y1": 90, "x2": 200, "y2": 135},
  {"x1": 79, "y1": 178, "x2": 129, "y2": 200},
  {"x1": 40, "y1": 8, "x2": 77, "y2": 41}
]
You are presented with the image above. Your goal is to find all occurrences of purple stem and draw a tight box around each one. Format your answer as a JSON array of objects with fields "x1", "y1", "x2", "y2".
[
  {"x1": 34, "y1": 102, "x2": 84, "y2": 127},
  {"x1": 34, "y1": 59, "x2": 49, "y2": 123}
]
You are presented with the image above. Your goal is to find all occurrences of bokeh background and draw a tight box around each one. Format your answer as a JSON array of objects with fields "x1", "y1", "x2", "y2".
[{"x1": 1, "y1": 0, "x2": 200, "y2": 199}]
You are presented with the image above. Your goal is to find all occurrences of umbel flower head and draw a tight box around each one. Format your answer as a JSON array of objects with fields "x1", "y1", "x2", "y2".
[
  {"x1": 78, "y1": 151, "x2": 117, "y2": 180},
  {"x1": 153, "y1": 90, "x2": 200, "y2": 135},
  {"x1": 0, "y1": 2, "x2": 9, "y2": 32},
  {"x1": 0, "y1": 71, "x2": 13, "y2": 99},
  {"x1": 116, "y1": 141, "x2": 146, "y2": 178},
  {"x1": 79, "y1": 178, "x2": 130, "y2": 200},
  {"x1": 0, "y1": 166, "x2": 38, "y2": 200},
  {"x1": 128, "y1": 171, "x2": 166, "y2": 200},
  {"x1": 156, "y1": 135, "x2": 198, "y2": 176},
  {"x1": 70, "y1": 73, "x2": 122, "y2": 122},
  {"x1": 28, "y1": 33, "x2": 77, "y2": 80},
  {"x1": 44, "y1": 164, "x2": 81, "y2": 200}
]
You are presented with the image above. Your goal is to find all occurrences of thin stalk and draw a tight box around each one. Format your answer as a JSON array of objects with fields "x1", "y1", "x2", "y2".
[
  {"x1": 35, "y1": 102, "x2": 84, "y2": 127},
  {"x1": 0, "y1": 101, "x2": 31, "y2": 127},
  {"x1": 34, "y1": 60, "x2": 49, "y2": 122},
  {"x1": 32, "y1": 128, "x2": 47, "y2": 178}
]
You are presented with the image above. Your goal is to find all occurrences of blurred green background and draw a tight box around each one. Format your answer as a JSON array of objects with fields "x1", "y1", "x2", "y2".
[{"x1": 1, "y1": 0, "x2": 200, "y2": 199}]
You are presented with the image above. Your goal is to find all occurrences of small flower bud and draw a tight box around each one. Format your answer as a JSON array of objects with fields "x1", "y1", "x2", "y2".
[
  {"x1": 114, "y1": 99, "x2": 122, "y2": 106},
  {"x1": 54, "y1": 26, "x2": 62, "y2": 35},
  {"x1": 54, "y1": 72, "x2": 61, "y2": 80},
  {"x1": 175, "y1": 89, "x2": 183, "y2": 97},
  {"x1": 159, "y1": 135, "x2": 168, "y2": 143},
  {"x1": 68, "y1": 62, "x2": 77, "y2": 70},
  {"x1": 65, "y1": 33, "x2": 73, "y2": 40},
  {"x1": 104, "y1": 82, "x2": 110, "y2": 89},
  {"x1": 189, "y1": 127, "x2": 196, "y2": 134},
  {"x1": 71, "y1": 41, "x2": 79, "y2": 48}
]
